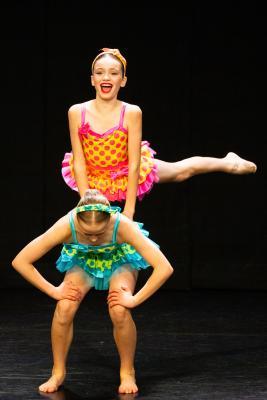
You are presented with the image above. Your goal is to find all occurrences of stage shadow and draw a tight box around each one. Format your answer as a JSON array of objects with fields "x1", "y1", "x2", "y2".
[{"x1": 38, "y1": 387, "x2": 139, "y2": 400}]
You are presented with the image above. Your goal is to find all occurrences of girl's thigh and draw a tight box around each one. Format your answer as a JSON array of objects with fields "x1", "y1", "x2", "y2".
[
  {"x1": 64, "y1": 266, "x2": 93, "y2": 297},
  {"x1": 109, "y1": 265, "x2": 138, "y2": 293}
]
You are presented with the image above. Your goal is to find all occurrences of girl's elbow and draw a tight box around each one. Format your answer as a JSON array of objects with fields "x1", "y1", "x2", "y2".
[
  {"x1": 11, "y1": 258, "x2": 18, "y2": 269},
  {"x1": 167, "y1": 264, "x2": 174, "y2": 276},
  {"x1": 156, "y1": 263, "x2": 174, "y2": 278},
  {"x1": 12, "y1": 255, "x2": 24, "y2": 270}
]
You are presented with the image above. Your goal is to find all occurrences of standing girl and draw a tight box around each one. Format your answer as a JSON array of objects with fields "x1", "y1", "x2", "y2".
[{"x1": 62, "y1": 48, "x2": 257, "y2": 219}]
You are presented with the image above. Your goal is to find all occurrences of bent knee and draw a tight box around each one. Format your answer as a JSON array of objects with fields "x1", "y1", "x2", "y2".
[
  {"x1": 109, "y1": 304, "x2": 130, "y2": 326},
  {"x1": 55, "y1": 299, "x2": 79, "y2": 324}
]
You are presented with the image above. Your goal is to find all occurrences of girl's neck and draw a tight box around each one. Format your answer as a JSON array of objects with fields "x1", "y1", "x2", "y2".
[{"x1": 93, "y1": 97, "x2": 122, "y2": 113}]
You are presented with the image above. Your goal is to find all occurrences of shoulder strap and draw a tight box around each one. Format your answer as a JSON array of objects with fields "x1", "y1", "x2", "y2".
[
  {"x1": 69, "y1": 211, "x2": 78, "y2": 243},
  {"x1": 119, "y1": 104, "x2": 126, "y2": 127},
  {"x1": 112, "y1": 213, "x2": 121, "y2": 243},
  {"x1": 81, "y1": 103, "x2": 86, "y2": 126}
]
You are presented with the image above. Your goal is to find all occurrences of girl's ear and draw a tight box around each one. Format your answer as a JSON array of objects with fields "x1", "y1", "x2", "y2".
[
  {"x1": 120, "y1": 76, "x2": 127, "y2": 88},
  {"x1": 91, "y1": 75, "x2": 95, "y2": 86}
]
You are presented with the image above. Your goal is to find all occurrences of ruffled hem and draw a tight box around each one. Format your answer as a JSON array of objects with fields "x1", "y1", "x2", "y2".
[
  {"x1": 61, "y1": 141, "x2": 159, "y2": 201},
  {"x1": 55, "y1": 222, "x2": 157, "y2": 290},
  {"x1": 62, "y1": 152, "x2": 78, "y2": 192},
  {"x1": 56, "y1": 251, "x2": 151, "y2": 290}
]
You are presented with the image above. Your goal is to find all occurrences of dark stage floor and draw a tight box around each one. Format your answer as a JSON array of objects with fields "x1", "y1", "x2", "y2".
[{"x1": 1, "y1": 288, "x2": 267, "y2": 400}]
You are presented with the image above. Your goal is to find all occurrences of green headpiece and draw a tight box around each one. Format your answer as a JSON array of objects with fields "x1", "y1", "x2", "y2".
[{"x1": 76, "y1": 204, "x2": 121, "y2": 215}]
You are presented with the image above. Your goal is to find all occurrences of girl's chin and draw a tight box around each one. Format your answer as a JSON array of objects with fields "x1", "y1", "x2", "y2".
[{"x1": 98, "y1": 93, "x2": 117, "y2": 100}]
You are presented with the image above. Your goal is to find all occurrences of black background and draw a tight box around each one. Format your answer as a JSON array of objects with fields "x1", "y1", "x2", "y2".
[{"x1": 1, "y1": 1, "x2": 266, "y2": 291}]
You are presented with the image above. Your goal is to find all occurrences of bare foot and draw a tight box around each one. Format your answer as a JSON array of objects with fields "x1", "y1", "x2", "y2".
[
  {"x1": 119, "y1": 370, "x2": 138, "y2": 394},
  {"x1": 118, "y1": 394, "x2": 139, "y2": 399},
  {"x1": 39, "y1": 372, "x2": 65, "y2": 393},
  {"x1": 39, "y1": 389, "x2": 65, "y2": 399},
  {"x1": 225, "y1": 152, "x2": 257, "y2": 174}
]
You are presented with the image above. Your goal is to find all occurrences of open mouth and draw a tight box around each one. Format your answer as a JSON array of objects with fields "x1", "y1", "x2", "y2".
[{"x1": 100, "y1": 83, "x2": 113, "y2": 93}]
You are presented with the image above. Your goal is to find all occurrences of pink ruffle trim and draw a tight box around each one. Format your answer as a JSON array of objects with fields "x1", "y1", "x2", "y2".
[
  {"x1": 62, "y1": 152, "x2": 79, "y2": 192},
  {"x1": 61, "y1": 141, "x2": 159, "y2": 202}
]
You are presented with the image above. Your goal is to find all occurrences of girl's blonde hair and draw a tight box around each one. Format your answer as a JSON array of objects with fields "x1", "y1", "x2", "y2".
[
  {"x1": 91, "y1": 48, "x2": 127, "y2": 77},
  {"x1": 77, "y1": 189, "x2": 110, "y2": 223}
]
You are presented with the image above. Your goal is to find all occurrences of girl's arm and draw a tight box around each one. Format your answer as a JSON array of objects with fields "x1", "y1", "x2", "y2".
[
  {"x1": 68, "y1": 104, "x2": 89, "y2": 197},
  {"x1": 123, "y1": 105, "x2": 142, "y2": 220},
  {"x1": 107, "y1": 216, "x2": 174, "y2": 308},
  {"x1": 12, "y1": 217, "x2": 82, "y2": 301}
]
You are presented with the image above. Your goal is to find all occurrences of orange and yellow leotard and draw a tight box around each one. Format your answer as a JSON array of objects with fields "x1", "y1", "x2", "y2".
[{"x1": 62, "y1": 103, "x2": 159, "y2": 201}]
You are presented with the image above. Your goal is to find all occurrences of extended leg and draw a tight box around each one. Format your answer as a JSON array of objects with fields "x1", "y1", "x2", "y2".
[
  {"x1": 108, "y1": 266, "x2": 138, "y2": 394},
  {"x1": 39, "y1": 267, "x2": 91, "y2": 393},
  {"x1": 154, "y1": 152, "x2": 257, "y2": 183}
]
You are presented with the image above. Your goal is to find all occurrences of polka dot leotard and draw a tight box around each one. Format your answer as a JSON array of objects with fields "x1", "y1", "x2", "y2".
[{"x1": 62, "y1": 102, "x2": 159, "y2": 201}]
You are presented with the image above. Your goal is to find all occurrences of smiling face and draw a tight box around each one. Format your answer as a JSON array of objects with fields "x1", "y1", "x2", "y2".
[{"x1": 91, "y1": 54, "x2": 127, "y2": 100}]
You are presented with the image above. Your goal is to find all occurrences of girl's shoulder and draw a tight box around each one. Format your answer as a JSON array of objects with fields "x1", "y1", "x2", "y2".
[
  {"x1": 124, "y1": 101, "x2": 142, "y2": 115},
  {"x1": 42, "y1": 214, "x2": 72, "y2": 245},
  {"x1": 123, "y1": 103, "x2": 142, "y2": 125},
  {"x1": 51, "y1": 214, "x2": 71, "y2": 232},
  {"x1": 68, "y1": 100, "x2": 92, "y2": 115},
  {"x1": 115, "y1": 213, "x2": 140, "y2": 243}
]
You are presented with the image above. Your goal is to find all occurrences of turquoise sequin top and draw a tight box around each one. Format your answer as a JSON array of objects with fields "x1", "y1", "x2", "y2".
[{"x1": 56, "y1": 211, "x2": 155, "y2": 290}]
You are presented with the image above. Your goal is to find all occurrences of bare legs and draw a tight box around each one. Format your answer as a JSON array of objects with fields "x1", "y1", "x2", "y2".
[
  {"x1": 108, "y1": 266, "x2": 138, "y2": 394},
  {"x1": 154, "y1": 152, "x2": 257, "y2": 183},
  {"x1": 39, "y1": 266, "x2": 138, "y2": 395},
  {"x1": 39, "y1": 268, "x2": 91, "y2": 393}
]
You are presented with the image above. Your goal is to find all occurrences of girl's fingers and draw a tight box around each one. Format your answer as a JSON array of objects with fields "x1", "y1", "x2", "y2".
[
  {"x1": 66, "y1": 295, "x2": 77, "y2": 301},
  {"x1": 65, "y1": 291, "x2": 81, "y2": 300},
  {"x1": 66, "y1": 281, "x2": 79, "y2": 290},
  {"x1": 108, "y1": 290, "x2": 119, "y2": 295},
  {"x1": 108, "y1": 301, "x2": 120, "y2": 308},
  {"x1": 108, "y1": 290, "x2": 120, "y2": 297},
  {"x1": 107, "y1": 292, "x2": 118, "y2": 298},
  {"x1": 70, "y1": 288, "x2": 81, "y2": 295},
  {"x1": 107, "y1": 297, "x2": 116, "y2": 303},
  {"x1": 107, "y1": 295, "x2": 119, "y2": 302},
  {"x1": 107, "y1": 294, "x2": 118, "y2": 300},
  {"x1": 71, "y1": 293, "x2": 81, "y2": 300},
  {"x1": 107, "y1": 296, "x2": 119, "y2": 304}
]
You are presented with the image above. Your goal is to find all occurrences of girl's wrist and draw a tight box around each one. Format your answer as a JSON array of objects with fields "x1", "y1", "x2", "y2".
[{"x1": 48, "y1": 285, "x2": 59, "y2": 300}]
